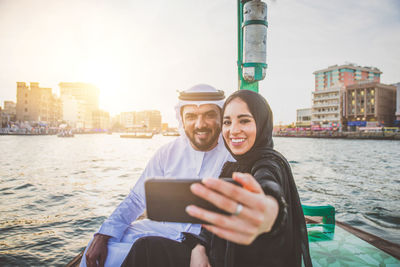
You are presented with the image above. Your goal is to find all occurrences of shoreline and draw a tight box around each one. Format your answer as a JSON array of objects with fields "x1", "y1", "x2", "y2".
[{"x1": 273, "y1": 132, "x2": 400, "y2": 140}]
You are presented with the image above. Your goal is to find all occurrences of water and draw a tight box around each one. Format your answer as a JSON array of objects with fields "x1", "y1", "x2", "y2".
[{"x1": 0, "y1": 135, "x2": 399, "y2": 266}]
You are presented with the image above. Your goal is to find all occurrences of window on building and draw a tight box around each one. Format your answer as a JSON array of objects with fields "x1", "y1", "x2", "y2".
[
  {"x1": 25, "y1": 108, "x2": 28, "y2": 112},
  {"x1": 371, "y1": 99, "x2": 374, "y2": 104},
  {"x1": 371, "y1": 90, "x2": 374, "y2": 95}
]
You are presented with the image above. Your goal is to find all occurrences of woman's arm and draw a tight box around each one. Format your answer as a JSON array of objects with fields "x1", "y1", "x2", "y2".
[{"x1": 186, "y1": 172, "x2": 279, "y2": 245}]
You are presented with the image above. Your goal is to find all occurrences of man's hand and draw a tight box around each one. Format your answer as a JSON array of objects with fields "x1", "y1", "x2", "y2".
[
  {"x1": 186, "y1": 172, "x2": 279, "y2": 245},
  {"x1": 190, "y1": 244, "x2": 211, "y2": 267},
  {"x1": 85, "y1": 233, "x2": 111, "y2": 267}
]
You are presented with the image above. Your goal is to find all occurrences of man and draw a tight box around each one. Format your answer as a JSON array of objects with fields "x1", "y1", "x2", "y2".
[{"x1": 81, "y1": 84, "x2": 233, "y2": 267}]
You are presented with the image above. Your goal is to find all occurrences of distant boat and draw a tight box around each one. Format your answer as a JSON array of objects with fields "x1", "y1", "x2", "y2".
[
  {"x1": 162, "y1": 131, "x2": 180, "y2": 136},
  {"x1": 120, "y1": 132, "x2": 153, "y2": 139},
  {"x1": 57, "y1": 131, "x2": 74, "y2": 137}
]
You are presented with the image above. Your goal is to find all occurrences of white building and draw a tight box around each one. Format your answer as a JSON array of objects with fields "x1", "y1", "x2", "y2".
[
  {"x1": 120, "y1": 112, "x2": 136, "y2": 129},
  {"x1": 61, "y1": 95, "x2": 85, "y2": 128},
  {"x1": 296, "y1": 108, "x2": 311, "y2": 127},
  {"x1": 311, "y1": 83, "x2": 343, "y2": 128}
]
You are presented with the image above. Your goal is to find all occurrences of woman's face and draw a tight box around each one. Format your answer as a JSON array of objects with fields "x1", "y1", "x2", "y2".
[{"x1": 222, "y1": 97, "x2": 257, "y2": 155}]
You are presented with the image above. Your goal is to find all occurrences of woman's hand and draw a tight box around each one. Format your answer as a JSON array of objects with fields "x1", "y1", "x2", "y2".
[
  {"x1": 190, "y1": 244, "x2": 211, "y2": 267},
  {"x1": 186, "y1": 172, "x2": 279, "y2": 245}
]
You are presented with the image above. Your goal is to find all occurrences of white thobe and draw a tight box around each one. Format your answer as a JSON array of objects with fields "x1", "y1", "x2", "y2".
[{"x1": 80, "y1": 135, "x2": 233, "y2": 266}]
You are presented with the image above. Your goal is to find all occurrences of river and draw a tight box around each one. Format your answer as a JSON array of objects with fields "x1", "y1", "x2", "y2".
[{"x1": 0, "y1": 134, "x2": 399, "y2": 266}]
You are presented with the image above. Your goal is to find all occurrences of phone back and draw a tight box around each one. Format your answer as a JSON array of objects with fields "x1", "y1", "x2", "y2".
[{"x1": 145, "y1": 178, "x2": 230, "y2": 224}]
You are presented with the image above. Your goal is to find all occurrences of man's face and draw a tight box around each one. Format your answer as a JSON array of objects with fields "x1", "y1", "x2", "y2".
[{"x1": 182, "y1": 104, "x2": 222, "y2": 151}]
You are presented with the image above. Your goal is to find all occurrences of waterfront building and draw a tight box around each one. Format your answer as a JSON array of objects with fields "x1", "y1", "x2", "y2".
[
  {"x1": 120, "y1": 111, "x2": 136, "y2": 129},
  {"x1": 311, "y1": 64, "x2": 382, "y2": 129},
  {"x1": 119, "y1": 110, "x2": 162, "y2": 132},
  {"x1": 1, "y1": 101, "x2": 16, "y2": 124},
  {"x1": 135, "y1": 110, "x2": 162, "y2": 132},
  {"x1": 344, "y1": 82, "x2": 396, "y2": 128},
  {"x1": 92, "y1": 109, "x2": 110, "y2": 131},
  {"x1": 296, "y1": 108, "x2": 311, "y2": 127},
  {"x1": 311, "y1": 84, "x2": 343, "y2": 128},
  {"x1": 61, "y1": 94, "x2": 85, "y2": 128},
  {"x1": 59, "y1": 82, "x2": 99, "y2": 129},
  {"x1": 16, "y1": 82, "x2": 62, "y2": 125},
  {"x1": 313, "y1": 63, "x2": 381, "y2": 90},
  {"x1": 394, "y1": 82, "x2": 400, "y2": 122}
]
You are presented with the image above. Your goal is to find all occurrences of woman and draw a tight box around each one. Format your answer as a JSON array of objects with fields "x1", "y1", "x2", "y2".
[{"x1": 123, "y1": 90, "x2": 311, "y2": 267}]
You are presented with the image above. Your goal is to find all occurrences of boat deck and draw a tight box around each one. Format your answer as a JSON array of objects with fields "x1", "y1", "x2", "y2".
[
  {"x1": 66, "y1": 217, "x2": 400, "y2": 266},
  {"x1": 307, "y1": 219, "x2": 400, "y2": 266}
]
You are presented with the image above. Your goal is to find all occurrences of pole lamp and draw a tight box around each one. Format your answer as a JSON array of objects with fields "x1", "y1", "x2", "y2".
[{"x1": 237, "y1": 0, "x2": 268, "y2": 92}]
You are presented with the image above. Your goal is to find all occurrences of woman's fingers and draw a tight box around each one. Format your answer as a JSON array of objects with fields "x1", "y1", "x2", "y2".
[
  {"x1": 232, "y1": 172, "x2": 263, "y2": 193},
  {"x1": 185, "y1": 205, "x2": 258, "y2": 236},
  {"x1": 190, "y1": 183, "x2": 238, "y2": 214},
  {"x1": 198, "y1": 177, "x2": 263, "y2": 210}
]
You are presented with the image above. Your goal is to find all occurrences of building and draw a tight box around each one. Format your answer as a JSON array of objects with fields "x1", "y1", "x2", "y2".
[
  {"x1": 59, "y1": 82, "x2": 99, "y2": 129},
  {"x1": 311, "y1": 84, "x2": 343, "y2": 128},
  {"x1": 311, "y1": 64, "x2": 382, "y2": 128},
  {"x1": 92, "y1": 109, "x2": 110, "y2": 131},
  {"x1": 296, "y1": 108, "x2": 311, "y2": 127},
  {"x1": 135, "y1": 110, "x2": 162, "y2": 132},
  {"x1": 313, "y1": 63, "x2": 381, "y2": 90},
  {"x1": 345, "y1": 82, "x2": 396, "y2": 129},
  {"x1": 1, "y1": 101, "x2": 16, "y2": 125},
  {"x1": 120, "y1": 111, "x2": 136, "y2": 129},
  {"x1": 394, "y1": 82, "x2": 400, "y2": 122},
  {"x1": 60, "y1": 94, "x2": 85, "y2": 128},
  {"x1": 120, "y1": 110, "x2": 162, "y2": 132},
  {"x1": 16, "y1": 82, "x2": 61, "y2": 125}
]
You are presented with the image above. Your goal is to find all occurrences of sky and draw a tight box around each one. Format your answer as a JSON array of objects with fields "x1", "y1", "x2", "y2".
[{"x1": 0, "y1": 0, "x2": 399, "y2": 126}]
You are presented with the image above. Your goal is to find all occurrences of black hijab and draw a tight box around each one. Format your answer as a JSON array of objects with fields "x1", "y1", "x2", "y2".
[{"x1": 222, "y1": 89, "x2": 273, "y2": 165}]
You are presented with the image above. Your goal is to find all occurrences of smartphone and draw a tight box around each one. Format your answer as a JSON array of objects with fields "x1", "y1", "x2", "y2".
[{"x1": 145, "y1": 178, "x2": 239, "y2": 224}]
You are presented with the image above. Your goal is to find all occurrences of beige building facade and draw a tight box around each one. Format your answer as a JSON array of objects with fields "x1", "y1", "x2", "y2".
[
  {"x1": 296, "y1": 108, "x2": 311, "y2": 127},
  {"x1": 92, "y1": 110, "x2": 110, "y2": 130},
  {"x1": 120, "y1": 110, "x2": 162, "y2": 132},
  {"x1": 345, "y1": 82, "x2": 396, "y2": 127},
  {"x1": 2, "y1": 101, "x2": 16, "y2": 123},
  {"x1": 59, "y1": 82, "x2": 99, "y2": 129},
  {"x1": 16, "y1": 82, "x2": 61, "y2": 125}
]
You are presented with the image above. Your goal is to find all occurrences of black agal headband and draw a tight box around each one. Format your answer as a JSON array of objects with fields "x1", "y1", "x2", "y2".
[{"x1": 178, "y1": 90, "x2": 225, "y2": 101}]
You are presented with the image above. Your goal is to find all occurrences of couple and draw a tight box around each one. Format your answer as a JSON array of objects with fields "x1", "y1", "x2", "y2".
[{"x1": 81, "y1": 84, "x2": 311, "y2": 267}]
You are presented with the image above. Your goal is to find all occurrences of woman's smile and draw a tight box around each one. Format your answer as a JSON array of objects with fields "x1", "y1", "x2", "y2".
[{"x1": 222, "y1": 97, "x2": 257, "y2": 155}]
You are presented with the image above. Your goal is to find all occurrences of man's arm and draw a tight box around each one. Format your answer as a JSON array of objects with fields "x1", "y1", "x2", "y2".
[
  {"x1": 84, "y1": 148, "x2": 164, "y2": 266},
  {"x1": 85, "y1": 234, "x2": 110, "y2": 267}
]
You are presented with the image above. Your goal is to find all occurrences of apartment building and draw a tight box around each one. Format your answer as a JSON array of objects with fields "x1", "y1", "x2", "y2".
[
  {"x1": 92, "y1": 109, "x2": 110, "y2": 130},
  {"x1": 345, "y1": 82, "x2": 396, "y2": 128},
  {"x1": 296, "y1": 108, "x2": 311, "y2": 127},
  {"x1": 16, "y1": 82, "x2": 61, "y2": 125},
  {"x1": 59, "y1": 82, "x2": 99, "y2": 129},
  {"x1": 311, "y1": 64, "x2": 382, "y2": 128}
]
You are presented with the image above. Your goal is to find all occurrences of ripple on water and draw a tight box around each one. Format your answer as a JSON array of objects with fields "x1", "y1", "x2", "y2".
[{"x1": 14, "y1": 183, "x2": 34, "y2": 190}]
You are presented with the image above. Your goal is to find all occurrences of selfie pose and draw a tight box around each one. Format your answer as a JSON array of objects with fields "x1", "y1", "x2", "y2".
[{"x1": 123, "y1": 90, "x2": 312, "y2": 267}]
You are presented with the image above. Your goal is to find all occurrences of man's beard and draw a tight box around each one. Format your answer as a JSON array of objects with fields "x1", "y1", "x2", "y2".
[{"x1": 185, "y1": 126, "x2": 221, "y2": 151}]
